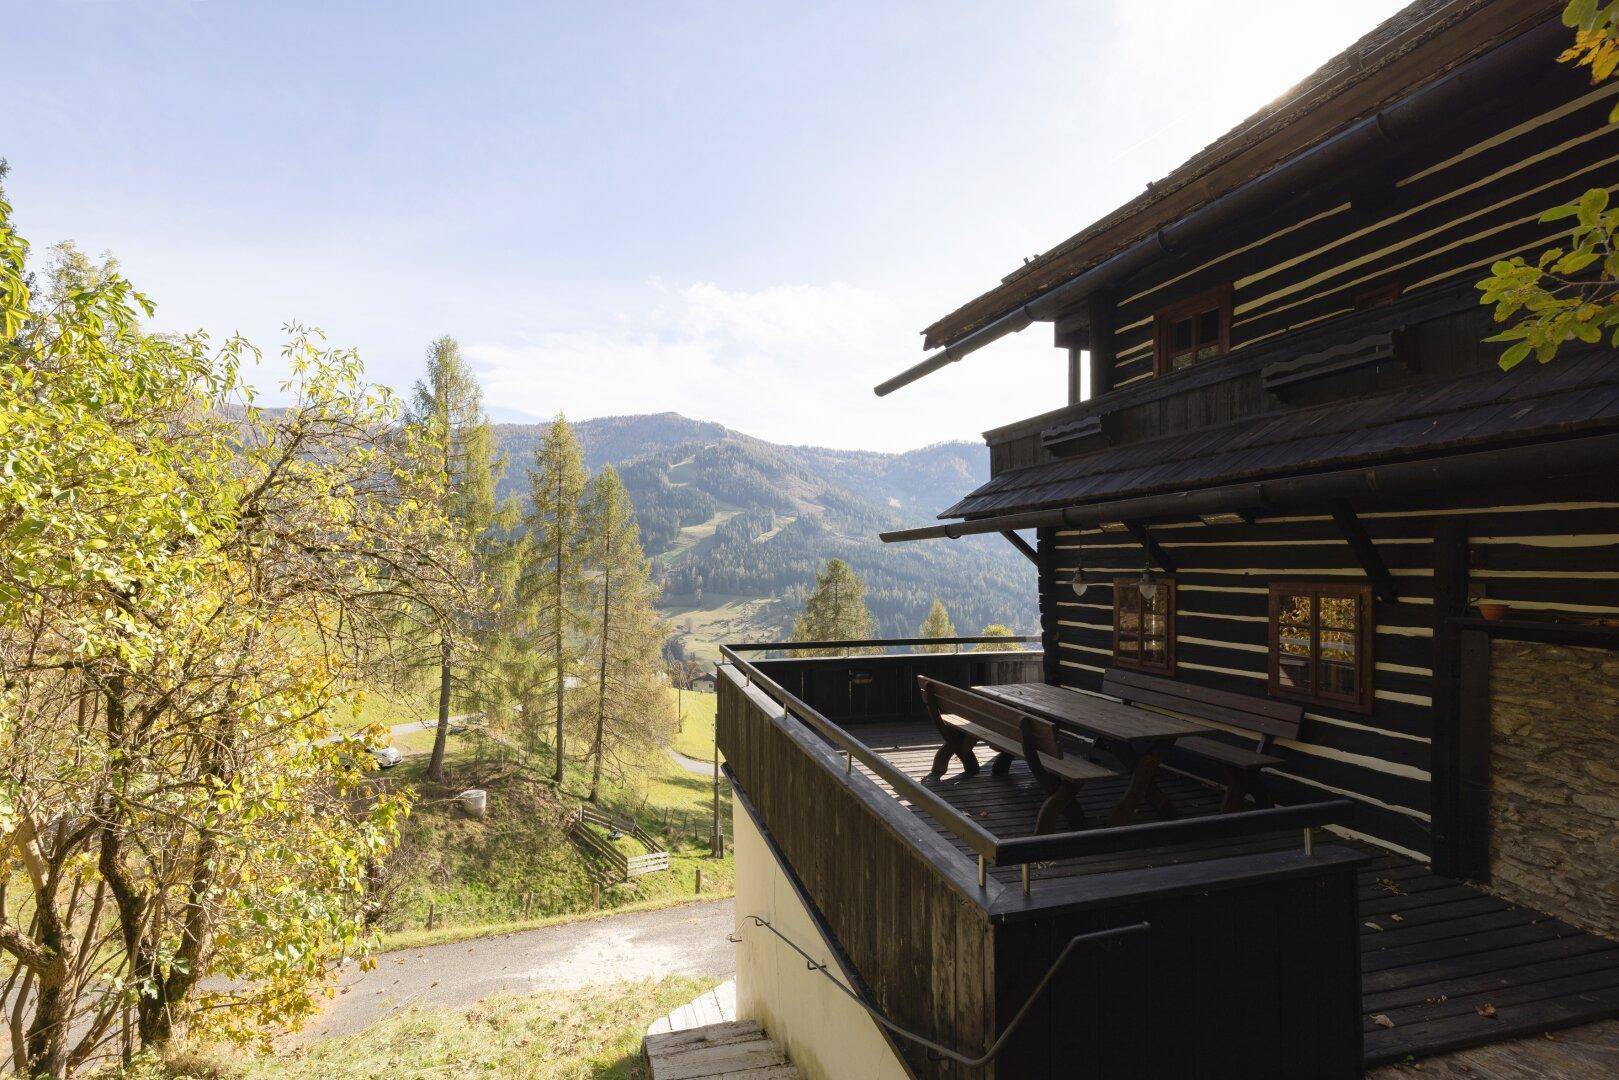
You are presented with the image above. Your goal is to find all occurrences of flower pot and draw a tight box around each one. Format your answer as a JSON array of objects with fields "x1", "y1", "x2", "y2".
[{"x1": 1476, "y1": 602, "x2": 1509, "y2": 621}]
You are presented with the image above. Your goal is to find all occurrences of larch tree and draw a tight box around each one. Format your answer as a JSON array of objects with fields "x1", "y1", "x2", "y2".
[
  {"x1": 583, "y1": 466, "x2": 668, "y2": 803},
  {"x1": 917, "y1": 599, "x2": 957, "y2": 652},
  {"x1": 523, "y1": 414, "x2": 591, "y2": 784},
  {"x1": 972, "y1": 623, "x2": 1020, "y2": 650},
  {"x1": 789, "y1": 558, "x2": 875, "y2": 656},
  {"x1": 408, "y1": 335, "x2": 511, "y2": 784}
]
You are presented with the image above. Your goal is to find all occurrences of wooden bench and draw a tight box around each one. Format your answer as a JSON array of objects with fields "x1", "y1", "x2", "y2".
[
  {"x1": 1101, "y1": 668, "x2": 1301, "y2": 812},
  {"x1": 918, "y1": 676, "x2": 1114, "y2": 834}
]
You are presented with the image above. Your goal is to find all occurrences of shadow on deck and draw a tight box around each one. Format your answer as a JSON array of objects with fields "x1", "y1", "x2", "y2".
[{"x1": 852, "y1": 719, "x2": 1619, "y2": 1069}]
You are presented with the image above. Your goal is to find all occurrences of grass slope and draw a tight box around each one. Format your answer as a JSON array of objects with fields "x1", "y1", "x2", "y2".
[
  {"x1": 145, "y1": 976, "x2": 716, "y2": 1079},
  {"x1": 668, "y1": 688, "x2": 717, "y2": 762},
  {"x1": 375, "y1": 736, "x2": 732, "y2": 945}
]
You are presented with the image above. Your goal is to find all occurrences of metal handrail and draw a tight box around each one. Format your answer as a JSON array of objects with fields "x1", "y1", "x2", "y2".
[
  {"x1": 724, "y1": 634, "x2": 1037, "y2": 654},
  {"x1": 720, "y1": 644, "x2": 1002, "y2": 860},
  {"x1": 732, "y1": 913, "x2": 1150, "y2": 1068}
]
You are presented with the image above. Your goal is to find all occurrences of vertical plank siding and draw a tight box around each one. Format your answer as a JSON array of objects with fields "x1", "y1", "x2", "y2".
[
  {"x1": 717, "y1": 671, "x2": 997, "y2": 1080},
  {"x1": 1041, "y1": 497, "x2": 1619, "y2": 858}
]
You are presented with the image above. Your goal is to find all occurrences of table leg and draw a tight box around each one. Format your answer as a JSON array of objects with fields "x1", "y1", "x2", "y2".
[{"x1": 1109, "y1": 749, "x2": 1165, "y2": 826}]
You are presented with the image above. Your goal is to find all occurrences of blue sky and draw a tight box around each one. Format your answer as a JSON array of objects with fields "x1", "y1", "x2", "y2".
[{"x1": 8, "y1": 1, "x2": 1405, "y2": 450}]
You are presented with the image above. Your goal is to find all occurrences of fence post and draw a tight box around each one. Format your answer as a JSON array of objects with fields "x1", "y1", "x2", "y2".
[
  {"x1": 426, "y1": 901, "x2": 436, "y2": 931},
  {"x1": 695, "y1": 867, "x2": 703, "y2": 895},
  {"x1": 522, "y1": 890, "x2": 532, "y2": 919},
  {"x1": 592, "y1": 882, "x2": 600, "y2": 909}
]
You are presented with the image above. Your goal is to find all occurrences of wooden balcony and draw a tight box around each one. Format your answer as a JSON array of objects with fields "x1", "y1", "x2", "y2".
[
  {"x1": 717, "y1": 640, "x2": 1365, "y2": 1079},
  {"x1": 718, "y1": 640, "x2": 1619, "y2": 1077}
]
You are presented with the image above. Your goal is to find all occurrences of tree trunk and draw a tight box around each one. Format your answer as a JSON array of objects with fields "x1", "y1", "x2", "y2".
[
  {"x1": 589, "y1": 564, "x2": 611, "y2": 803},
  {"x1": 552, "y1": 473, "x2": 566, "y2": 785},
  {"x1": 428, "y1": 636, "x2": 452, "y2": 784}
]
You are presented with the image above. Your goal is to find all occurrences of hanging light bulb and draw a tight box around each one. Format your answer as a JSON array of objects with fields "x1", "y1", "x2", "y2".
[
  {"x1": 1137, "y1": 566, "x2": 1157, "y2": 601},
  {"x1": 1069, "y1": 567, "x2": 1090, "y2": 598}
]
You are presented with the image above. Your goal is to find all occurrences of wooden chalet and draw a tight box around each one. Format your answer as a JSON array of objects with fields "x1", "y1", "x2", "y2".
[{"x1": 716, "y1": 3, "x2": 1619, "y2": 1077}]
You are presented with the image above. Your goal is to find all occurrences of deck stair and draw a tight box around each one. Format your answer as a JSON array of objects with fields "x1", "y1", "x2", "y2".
[
  {"x1": 642, "y1": 1020, "x2": 799, "y2": 1079},
  {"x1": 643, "y1": 981, "x2": 799, "y2": 1079}
]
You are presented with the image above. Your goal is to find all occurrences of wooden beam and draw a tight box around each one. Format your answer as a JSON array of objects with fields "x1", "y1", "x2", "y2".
[
  {"x1": 1329, "y1": 500, "x2": 1397, "y2": 603},
  {"x1": 1429, "y1": 519, "x2": 1469, "y2": 879},
  {"x1": 1123, "y1": 520, "x2": 1177, "y2": 574},
  {"x1": 999, "y1": 530, "x2": 1039, "y2": 566},
  {"x1": 1085, "y1": 288, "x2": 1115, "y2": 401}
]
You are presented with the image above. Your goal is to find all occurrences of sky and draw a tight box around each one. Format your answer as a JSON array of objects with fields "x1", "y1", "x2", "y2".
[{"x1": 7, "y1": 0, "x2": 1409, "y2": 451}]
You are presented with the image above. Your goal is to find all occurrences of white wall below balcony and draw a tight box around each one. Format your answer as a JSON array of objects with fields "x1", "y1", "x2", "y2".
[{"x1": 732, "y1": 791, "x2": 912, "y2": 1080}]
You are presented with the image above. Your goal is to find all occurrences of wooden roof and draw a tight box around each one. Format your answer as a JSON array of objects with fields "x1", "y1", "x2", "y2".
[
  {"x1": 940, "y1": 351, "x2": 1619, "y2": 520},
  {"x1": 921, "y1": 0, "x2": 1563, "y2": 352}
]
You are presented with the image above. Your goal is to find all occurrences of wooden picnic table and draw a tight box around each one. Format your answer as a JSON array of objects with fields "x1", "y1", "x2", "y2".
[{"x1": 971, "y1": 681, "x2": 1215, "y2": 826}]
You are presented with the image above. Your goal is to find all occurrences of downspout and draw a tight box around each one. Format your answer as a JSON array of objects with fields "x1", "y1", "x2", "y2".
[{"x1": 874, "y1": 15, "x2": 1568, "y2": 397}]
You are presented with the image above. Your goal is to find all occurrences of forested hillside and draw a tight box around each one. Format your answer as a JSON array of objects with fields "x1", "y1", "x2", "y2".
[{"x1": 491, "y1": 414, "x2": 1036, "y2": 657}]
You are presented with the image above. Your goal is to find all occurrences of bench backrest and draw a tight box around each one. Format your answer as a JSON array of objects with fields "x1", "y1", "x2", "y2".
[
  {"x1": 1101, "y1": 668, "x2": 1302, "y2": 747},
  {"x1": 917, "y1": 676, "x2": 1062, "y2": 758}
]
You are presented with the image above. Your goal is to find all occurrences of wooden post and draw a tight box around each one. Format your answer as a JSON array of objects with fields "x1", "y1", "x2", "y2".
[
  {"x1": 1084, "y1": 288, "x2": 1115, "y2": 401},
  {"x1": 426, "y1": 901, "x2": 436, "y2": 931},
  {"x1": 592, "y1": 882, "x2": 601, "y2": 909},
  {"x1": 522, "y1": 890, "x2": 532, "y2": 919},
  {"x1": 1430, "y1": 520, "x2": 1470, "y2": 878},
  {"x1": 695, "y1": 867, "x2": 703, "y2": 895}
]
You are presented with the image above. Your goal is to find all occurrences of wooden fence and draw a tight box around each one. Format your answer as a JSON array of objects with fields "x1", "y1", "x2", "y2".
[{"x1": 567, "y1": 805, "x2": 670, "y2": 881}]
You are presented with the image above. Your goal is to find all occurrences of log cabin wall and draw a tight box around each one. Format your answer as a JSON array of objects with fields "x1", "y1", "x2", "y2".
[
  {"x1": 991, "y1": 66, "x2": 1619, "y2": 476},
  {"x1": 1037, "y1": 492, "x2": 1619, "y2": 859}
]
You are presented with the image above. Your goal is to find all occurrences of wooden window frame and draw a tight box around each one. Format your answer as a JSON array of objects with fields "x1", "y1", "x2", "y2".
[
  {"x1": 1152, "y1": 284, "x2": 1231, "y2": 375},
  {"x1": 1267, "y1": 581, "x2": 1374, "y2": 714},
  {"x1": 1112, "y1": 575, "x2": 1176, "y2": 676}
]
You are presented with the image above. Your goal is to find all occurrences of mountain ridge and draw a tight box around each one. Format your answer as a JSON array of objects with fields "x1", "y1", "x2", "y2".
[{"x1": 489, "y1": 413, "x2": 1035, "y2": 659}]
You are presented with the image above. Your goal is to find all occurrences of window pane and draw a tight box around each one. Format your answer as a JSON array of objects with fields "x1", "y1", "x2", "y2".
[
  {"x1": 1141, "y1": 634, "x2": 1165, "y2": 664},
  {"x1": 1117, "y1": 630, "x2": 1140, "y2": 658},
  {"x1": 1197, "y1": 308, "x2": 1220, "y2": 344},
  {"x1": 1118, "y1": 608, "x2": 1140, "y2": 637},
  {"x1": 1172, "y1": 317, "x2": 1194, "y2": 350},
  {"x1": 1321, "y1": 658, "x2": 1358, "y2": 697},
  {"x1": 1277, "y1": 593, "x2": 1312, "y2": 626},
  {"x1": 1320, "y1": 595, "x2": 1357, "y2": 630},
  {"x1": 1278, "y1": 654, "x2": 1312, "y2": 692}
]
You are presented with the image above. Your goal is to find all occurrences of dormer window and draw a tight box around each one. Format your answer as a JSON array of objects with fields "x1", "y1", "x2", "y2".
[{"x1": 1153, "y1": 285, "x2": 1231, "y2": 374}]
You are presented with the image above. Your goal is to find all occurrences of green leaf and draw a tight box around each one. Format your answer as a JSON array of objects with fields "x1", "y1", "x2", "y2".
[
  {"x1": 1578, "y1": 187, "x2": 1610, "y2": 225},
  {"x1": 1540, "y1": 203, "x2": 1581, "y2": 223},
  {"x1": 1500, "y1": 341, "x2": 1533, "y2": 370}
]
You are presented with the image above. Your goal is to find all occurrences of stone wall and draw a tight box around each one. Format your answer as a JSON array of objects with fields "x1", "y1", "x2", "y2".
[{"x1": 1487, "y1": 639, "x2": 1619, "y2": 939}]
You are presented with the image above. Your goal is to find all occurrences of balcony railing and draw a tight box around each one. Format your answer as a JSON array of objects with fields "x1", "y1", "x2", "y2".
[{"x1": 718, "y1": 637, "x2": 1351, "y2": 897}]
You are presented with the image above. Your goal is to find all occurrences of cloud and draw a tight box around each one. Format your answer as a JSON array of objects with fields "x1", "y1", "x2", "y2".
[{"x1": 465, "y1": 278, "x2": 1058, "y2": 451}]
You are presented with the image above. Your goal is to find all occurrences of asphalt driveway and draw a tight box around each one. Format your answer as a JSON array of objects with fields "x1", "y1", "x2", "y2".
[{"x1": 293, "y1": 898, "x2": 735, "y2": 1040}]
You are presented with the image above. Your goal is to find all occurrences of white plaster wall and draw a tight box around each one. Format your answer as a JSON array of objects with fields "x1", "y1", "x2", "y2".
[{"x1": 732, "y1": 792, "x2": 912, "y2": 1080}]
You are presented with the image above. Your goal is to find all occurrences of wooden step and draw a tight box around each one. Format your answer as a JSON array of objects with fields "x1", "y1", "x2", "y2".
[{"x1": 643, "y1": 1021, "x2": 801, "y2": 1079}]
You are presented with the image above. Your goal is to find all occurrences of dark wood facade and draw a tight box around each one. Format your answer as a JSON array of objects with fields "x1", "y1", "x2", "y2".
[{"x1": 923, "y1": 12, "x2": 1619, "y2": 867}]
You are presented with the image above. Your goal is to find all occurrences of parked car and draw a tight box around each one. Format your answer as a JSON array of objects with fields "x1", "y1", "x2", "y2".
[{"x1": 370, "y1": 744, "x2": 402, "y2": 769}]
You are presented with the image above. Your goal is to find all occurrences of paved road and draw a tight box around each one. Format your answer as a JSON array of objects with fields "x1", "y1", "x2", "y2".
[
  {"x1": 294, "y1": 898, "x2": 736, "y2": 1041},
  {"x1": 669, "y1": 747, "x2": 717, "y2": 776}
]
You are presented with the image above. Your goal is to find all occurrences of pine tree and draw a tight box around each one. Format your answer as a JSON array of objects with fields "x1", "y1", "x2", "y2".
[
  {"x1": 408, "y1": 335, "x2": 512, "y2": 784},
  {"x1": 917, "y1": 598, "x2": 956, "y2": 652},
  {"x1": 790, "y1": 558, "x2": 875, "y2": 656},
  {"x1": 523, "y1": 413, "x2": 591, "y2": 784},
  {"x1": 583, "y1": 466, "x2": 667, "y2": 802}
]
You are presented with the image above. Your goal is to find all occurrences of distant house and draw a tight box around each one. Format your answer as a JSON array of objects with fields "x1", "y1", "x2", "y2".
[
  {"x1": 717, "y1": 4, "x2": 1619, "y2": 1077},
  {"x1": 690, "y1": 670, "x2": 716, "y2": 693}
]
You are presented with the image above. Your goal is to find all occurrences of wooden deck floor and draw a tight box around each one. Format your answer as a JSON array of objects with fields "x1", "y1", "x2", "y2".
[{"x1": 848, "y1": 720, "x2": 1619, "y2": 1069}]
